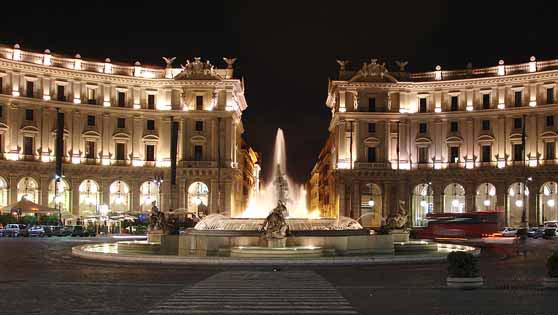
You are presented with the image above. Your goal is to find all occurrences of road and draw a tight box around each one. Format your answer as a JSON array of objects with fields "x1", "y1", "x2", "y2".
[{"x1": 0, "y1": 237, "x2": 556, "y2": 315}]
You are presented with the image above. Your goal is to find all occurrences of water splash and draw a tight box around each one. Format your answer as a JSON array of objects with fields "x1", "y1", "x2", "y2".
[{"x1": 238, "y1": 128, "x2": 321, "y2": 219}]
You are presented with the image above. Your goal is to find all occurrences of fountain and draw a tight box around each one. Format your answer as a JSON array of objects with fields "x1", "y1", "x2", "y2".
[{"x1": 73, "y1": 128, "x2": 479, "y2": 263}]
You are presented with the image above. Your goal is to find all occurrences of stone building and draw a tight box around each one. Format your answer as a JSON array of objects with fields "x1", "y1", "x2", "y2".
[
  {"x1": 0, "y1": 43, "x2": 257, "y2": 221},
  {"x1": 311, "y1": 57, "x2": 558, "y2": 228}
]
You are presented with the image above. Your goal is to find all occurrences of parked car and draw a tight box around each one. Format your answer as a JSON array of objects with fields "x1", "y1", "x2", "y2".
[
  {"x1": 70, "y1": 225, "x2": 93, "y2": 237},
  {"x1": 55, "y1": 226, "x2": 73, "y2": 237},
  {"x1": 499, "y1": 227, "x2": 517, "y2": 237},
  {"x1": 543, "y1": 228, "x2": 557, "y2": 239},
  {"x1": 28, "y1": 226, "x2": 45, "y2": 237},
  {"x1": 528, "y1": 227, "x2": 544, "y2": 238},
  {"x1": 3, "y1": 224, "x2": 21, "y2": 237}
]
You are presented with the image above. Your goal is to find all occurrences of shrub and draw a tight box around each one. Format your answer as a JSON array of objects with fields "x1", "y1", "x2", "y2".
[
  {"x1": 547, "y1": 252, "x2": 558, "y2": 277},
  {"x1": 447, "y1": 251, "x2": 480, "y2": 278},
  {"x1": 0, "y1": 214, "x2": 17, "y2": 226}
]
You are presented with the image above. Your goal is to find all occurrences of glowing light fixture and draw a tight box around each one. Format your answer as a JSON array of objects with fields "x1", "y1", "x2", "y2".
[
  {"x1": 483, "y1": 199, "x2": 491, "y2": 207},
  {"x1": 515, "y1": 199, "x2": 524, "y2": 207},
  {"x1": 548, "y1": 199, "x2": 556, "y2": 207},
  {"x1": 451, "y1": 199, "x2": 460, "y2": 208},
  {"x1": 368, "y1": 200, "x2": 375, "y2": 207}
]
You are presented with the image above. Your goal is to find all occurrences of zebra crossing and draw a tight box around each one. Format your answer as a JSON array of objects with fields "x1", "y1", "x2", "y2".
[{"x1": 148, "y1": 270, "x2": 358, "y2": 314}]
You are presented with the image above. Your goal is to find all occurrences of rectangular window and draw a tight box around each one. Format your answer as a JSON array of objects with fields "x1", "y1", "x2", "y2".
[
  {"x1": 367, "y1": 147, "x2": 376, "y2": 163},
  {"x1": 482, "y1": 94, "x2": 491, "y2": 109},
  {"x1": 57, "y1": 85, "x2": 65, "y2": 101},
  {"x1": 195, "y1": 121, "x2": 204, "y2": 131},
  {"x1": 147, "y1": 94, "x2": 155, "y2": 109},
  {"x1": 548, "y1": 88, "x2": 555, "y2": 104},
  {"x1": 546, "y1": 115, "x2": 554, "y2": 127},
  {"x1": 418, "y1": 147, "x2": 428, "y2": 164},
  {"x1": 368, "y1": 97, "x2": 376, "y2": 112},
  {"x1": 145, "y1": 144, "x2": 155, "y2": 161},
  {"x1": 194, "y1": 145, "x2": 203, "y2": 161},
  {"x1": 368, "y1": 122, "x2": 376, "y2": 133},
  {"x1": 117, "y1": 118, "x2": 125, "y2": 129},
  {"x1": 481, "y1": 145, "x2": 491, "y2": 163},
  {"x1": 450, "y1": 96, "x2": 458, "y2": 111},
  {"x1": 513, "y1": 144, "x2": 524, "y2": 161},
  {"x1": 23, "y1": 136, "x2": 33, "y2": 156},
  {"x1": 117, "y1": 91, "x2": 126, "y2": 107},
  {"x1": 26, "y1": 81, "x2": 34, "y2": 98},
  {"x1": 87, "y1": 115, "x2": 95, "y2": 126},
  {"x1": 546, "y1": 142, "x2": 556, "y2": 160},
  {"x1": 450, "y1": 146, "x2": 459, "y2": 163},
  {"x1": 450, "y1": 121, "x2": 459, "y2": 132},
  {"x1": 25, "y1": 109, "x2": 34, "y2": 121},
  {"x1": 482, "y1": 120, "x2": 490, "y2": 131},
  {"x1": 514, "y1": 91, "x2": 522, "y2": 107},
  {"x1": 146, "y1": 119, "x2": 155, "y2": 131},
  {"x1": 196, "y1": 95, "x2": 204, "y2": 110},
  {"x1": 513, "y1": 118, "x2": 522, "y2": 129},
  {"x1": 116, "y1": 143, "x2": 126, "y2": 161},
  {"x1": 87, "y1": 88, "x2": 96, "y2": 104},
  {"x1": 419, "y1": 123, "x2": 427, "y2": 134},
  {"x1": 419, "y1": 98, "x2": 427, "y2": 113},
  {"x1": 85, "y1": 141, "x2": 95, "y2": 159}
]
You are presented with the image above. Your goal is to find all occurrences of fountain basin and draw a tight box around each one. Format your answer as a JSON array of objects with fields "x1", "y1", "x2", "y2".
[
  {"x1": 174, "y1": 228, "x2": 394, "y2": 257},
  {"x1": 229, "y1": 246, "x2": 334, "y2": 258}
]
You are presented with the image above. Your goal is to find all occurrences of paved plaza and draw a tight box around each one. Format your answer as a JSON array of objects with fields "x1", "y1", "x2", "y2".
[{"x1": 0, "y1": 238, "x2": 556, "y2": 315}]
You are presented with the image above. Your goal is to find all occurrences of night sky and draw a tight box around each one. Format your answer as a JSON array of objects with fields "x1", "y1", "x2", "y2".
[{"x1": 1, "y1": 1, "x2": 557, "y2": 183}]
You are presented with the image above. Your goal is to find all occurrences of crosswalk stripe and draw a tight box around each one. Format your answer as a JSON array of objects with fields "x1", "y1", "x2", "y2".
[{"x1": 147, "y1": 271, "x2": 358, "y2": 315}]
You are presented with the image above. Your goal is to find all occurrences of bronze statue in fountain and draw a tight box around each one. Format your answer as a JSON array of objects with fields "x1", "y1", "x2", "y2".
[{"x1": 261, "y1": 200, "x2": 289, "y2": 241}]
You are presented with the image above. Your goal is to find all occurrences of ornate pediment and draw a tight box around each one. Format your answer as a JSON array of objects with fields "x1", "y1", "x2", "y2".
[
  {"x1": 174, "y1": 57, "x2": 222, "y2": 80},
  {"x1": 445, "y1": 136, "x2": 464, "y2": 144},
  {"x1": 349, "y1": 59, "x2": 398, "y2": 83},
  {"x1": 415, "y1": 136, "x2": 432, "y2": 145},
  {"x1": 190, "y1": 135, "x2": 207, "y2": 144},
  {"x1": 363, "y1": 136, "x2": 380, "y2": 147}
]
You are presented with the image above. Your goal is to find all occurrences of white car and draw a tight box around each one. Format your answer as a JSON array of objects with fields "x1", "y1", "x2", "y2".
[
  {"x1": 4, "y1": 224, "x2": 21, "y2": 237},
  {"x1": 500, "y1": 227, "x2": 517, "y2": 237},
  {"x1": 28, "y1": 226, "x2": 45, "y2": 237}
]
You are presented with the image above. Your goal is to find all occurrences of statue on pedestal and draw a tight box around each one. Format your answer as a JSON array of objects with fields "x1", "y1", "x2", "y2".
[
  {"x1": 386, "y1": 200, "x2": 409, "y2": 229},
  {"x1": 261, "y1": 200, "x2": 289, "y2": 241},
  {"x1": 148, "y1": 201, "x2": 167, "y2": 233}
]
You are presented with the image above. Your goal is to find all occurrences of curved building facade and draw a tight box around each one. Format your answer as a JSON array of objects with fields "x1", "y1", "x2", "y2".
[
  {"x1": 312, "y1": 57, "x2": 558, "y2": 228},
  {"x1": 0, "y1": 43, "x2": 257, "y2": 221}
]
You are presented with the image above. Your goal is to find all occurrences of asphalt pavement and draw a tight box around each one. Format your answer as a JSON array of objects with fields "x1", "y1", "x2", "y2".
[{"x1": 0, "y1": 237, "x2": 556, "y2": 315}]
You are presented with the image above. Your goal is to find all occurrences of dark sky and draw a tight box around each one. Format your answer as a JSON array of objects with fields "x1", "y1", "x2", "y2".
[{"x1": 1, "y1": 1, "x2": 557, "y2": 183}]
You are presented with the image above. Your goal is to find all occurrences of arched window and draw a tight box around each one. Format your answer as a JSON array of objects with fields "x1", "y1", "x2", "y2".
[
  {"x1": 507, "y1": 182, "x2": 529, "y2": 227},
  {"x1": 476, "y1": 183, "x2": 496, "y2": 211},
  {"x1": 48, "y1": 179, "x2": 71, "y2": 213},
  {"x1": 360, "y1": 183, "x2": 382, "y2": 227},
  {"x1": 17, "y1": 177, "x2": 39, "y2": 203},
  {"x1": 187, "y1": 182, "x2": 209, "y2": 215},
  {"x1": 0, "y1": 177, "x2": 8, "y2": 207},
  {"x1": 79, "y1": 180, "x2": 100, "y2": 216},
  {"x1": 412, "y1": 183, "x2": 433, "y2": 227},
  {"x1": 109, "y1": 180, "x2": 130, "y2": 213},
  {"x1": 140, "y1": 181, "x2": 159, "y2": 212},
  {"x1": 443, "y1": 183, "x2": 465, "y2": 213},
  {"x1": 540, "y1": 182, "x2": 558, "y2": 224}
]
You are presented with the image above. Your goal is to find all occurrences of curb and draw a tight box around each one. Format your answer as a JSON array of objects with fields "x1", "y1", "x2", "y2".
[{"x1": 72, "y1": 244, "x2": 480, "y2": 266}]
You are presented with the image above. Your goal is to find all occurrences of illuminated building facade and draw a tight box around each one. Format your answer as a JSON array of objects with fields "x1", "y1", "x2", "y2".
[
  {"x1": 313, "y1": 57, "x2": 558, "y2": 228},
  {"x1": 0, "y1": 43, "x2": 256, "y2": 220}
]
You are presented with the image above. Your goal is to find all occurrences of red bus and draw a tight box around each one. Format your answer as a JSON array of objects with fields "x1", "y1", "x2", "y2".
[{"x1": 413, "y1": 211, "x2": 504, "y2": 239}]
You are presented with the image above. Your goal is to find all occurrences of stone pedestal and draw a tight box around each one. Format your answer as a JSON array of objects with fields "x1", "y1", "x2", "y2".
[
  {"x1": 390, "y1": 229, "x2": 410, "y2": 243},
  {"x1": 147, "y1": 230, "x2": 165, "y2": 244},
  {"x1": 267, "y1": 238, "x2": 287, "y2": 248}
]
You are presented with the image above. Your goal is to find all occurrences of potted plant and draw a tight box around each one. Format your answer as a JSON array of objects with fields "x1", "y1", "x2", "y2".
[
  {"x1": 446, "y1": 251, "x2": 483, "y2": 289},
  {"x1": 544, "y1": 252, "x2": 558, "y2": 288}
]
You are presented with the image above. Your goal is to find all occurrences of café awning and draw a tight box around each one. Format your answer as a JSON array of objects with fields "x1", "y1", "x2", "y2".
[{"x1": 1, "y1": 198, "x2": 57, "y2": 215}]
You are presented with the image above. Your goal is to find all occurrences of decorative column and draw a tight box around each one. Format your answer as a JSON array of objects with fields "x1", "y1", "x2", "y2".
[
  {"x1": 131, "y1": 180, "x2": 140, "y2": 213},
  {"x1": 433, "y1": 182, "x2": 443, "y2": 213},
  {"x1": 40, "y1": 176, "x2": 50, "y2": 206},
  {"x1": 71, "y1": 178, "x2": 80, "y2": 216}
]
